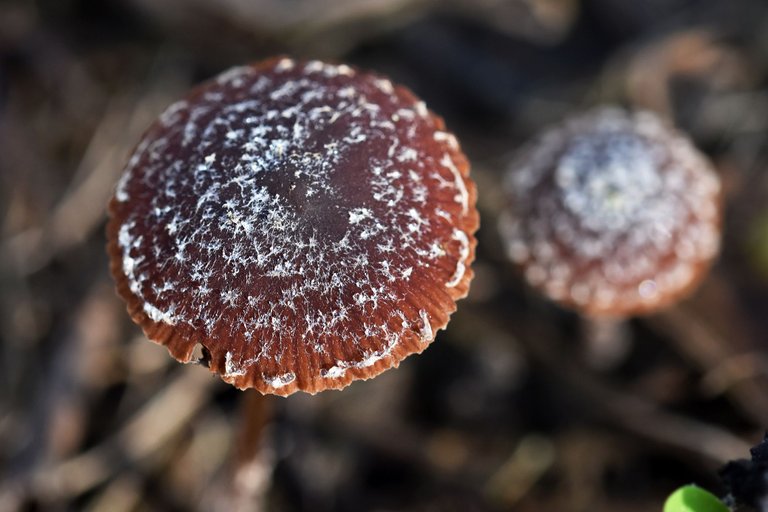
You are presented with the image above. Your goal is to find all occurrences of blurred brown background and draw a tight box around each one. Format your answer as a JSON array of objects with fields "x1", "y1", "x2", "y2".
[{"x1": 3, "y1": 0, "x2": 768, "y2": 510}]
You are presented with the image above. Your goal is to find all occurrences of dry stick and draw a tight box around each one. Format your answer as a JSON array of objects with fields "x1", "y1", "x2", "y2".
[
  {"x1": 531, "y1": 318, "x2": 749, "y2": 463},
  {"x1": 1, "y1": 281, "x2": 121, "y2": 507},
  {"x1": 701, "y1": 351, "x2": 768, "y2": 396},
  {"x1": 20, "y1": 367, "x2": 214, "y2": 502},
  {"x1": 84, "y1": 474, "x2": 144, "y2": 512},
  {"x1": 1, "y1": 87, "x2": 181, "y2": 277},
  {"x1": 563, "y1": 366, "x2": 750, "y2": 465},
  {"x1": 648, "y1": 305, "x2": 768, "y2": 427},
  {"x1": 476, "y1": 305, "x2": 750, "y2": 465},
  {"x1": 484, "y1": 434, "x2": 556, "y2": 507}
]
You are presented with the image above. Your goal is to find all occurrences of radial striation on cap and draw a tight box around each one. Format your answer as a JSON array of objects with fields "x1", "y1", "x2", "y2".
[
  {"x1": 499, "y1": 107, "x2": 721, "y2": 317},
  {"x1": 107, "y1": 57, "x2": 479, "y2": 395}
]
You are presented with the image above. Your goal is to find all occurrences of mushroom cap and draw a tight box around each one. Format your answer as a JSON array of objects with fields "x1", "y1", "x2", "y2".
[
  {"x1": 499, "y1": 107, "x2": 721, "y2": 317},
  {"x1": 107, "y1": 57, "x2": 478, "y2": 395}
]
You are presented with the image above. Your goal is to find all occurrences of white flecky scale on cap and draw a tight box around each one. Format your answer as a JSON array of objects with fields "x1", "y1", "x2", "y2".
[
  {"x1": 108, "y1": 57, "x2": 478, "y2": 395},
  {"x1": 500, "y1": 107, "x2": 721, "y2": 316}
]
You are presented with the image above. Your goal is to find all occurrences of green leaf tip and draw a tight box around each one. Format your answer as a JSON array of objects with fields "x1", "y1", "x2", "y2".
[{"x1": 663, "y1": 485, "x2": 729, "y2": 512}]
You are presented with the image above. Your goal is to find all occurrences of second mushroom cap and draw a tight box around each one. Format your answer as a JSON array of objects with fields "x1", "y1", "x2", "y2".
[{"x1": 499, "y1": 107, "x2": 722, "y2": 317}]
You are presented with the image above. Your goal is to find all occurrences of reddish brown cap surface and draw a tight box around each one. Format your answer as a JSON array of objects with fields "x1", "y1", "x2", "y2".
[
  {"x1": 499, "y1": 107, "x2": 721, "y2": 317},
  {"x1": 107, "y1": 57, "x2": 478, "y2": 395}
]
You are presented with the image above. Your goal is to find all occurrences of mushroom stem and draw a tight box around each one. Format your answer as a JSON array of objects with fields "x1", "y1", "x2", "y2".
[
  {"x1": 226, "y1": 392, "x2": 274, "y2": 512},
  {"x1": 581, "y1": 316, "x2": 631, "y2": 370}
]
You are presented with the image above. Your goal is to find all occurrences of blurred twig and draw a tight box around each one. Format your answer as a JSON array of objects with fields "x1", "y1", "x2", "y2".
[
  {"x1": 476, "y1": 305, "x2": 751, "y2": 464},
  {"x1": 5, "y1": 367, "x2": 216, "y2": 504},
  {"x1": 647, "y1": 303, "x2": 768, "y2": 427},
  {"x1": 0, "y1": 83, "x2": 183, "y2": 277}
]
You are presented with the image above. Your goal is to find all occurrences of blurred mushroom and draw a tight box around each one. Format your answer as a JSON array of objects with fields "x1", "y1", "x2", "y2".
[
  {"x1": 499, "y1": 107, "x2": 722, "y2": 366},
  {"x1": 107, "y1": 56, "x2": 478, "y2": 396}
]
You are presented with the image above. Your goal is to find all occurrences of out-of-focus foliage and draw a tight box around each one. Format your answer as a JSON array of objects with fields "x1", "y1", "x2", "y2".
[{"x1": 663, "y1": 486, "x2": 728, "y2": 512}]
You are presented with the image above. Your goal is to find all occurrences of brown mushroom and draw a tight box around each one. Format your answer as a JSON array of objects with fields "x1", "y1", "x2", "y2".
[
  {"x1": 107, "y1": 57, "x2": 479, "y2": 396},
  {"x1": 499, "y1": 107, "x2": 721, "y2": 318}
]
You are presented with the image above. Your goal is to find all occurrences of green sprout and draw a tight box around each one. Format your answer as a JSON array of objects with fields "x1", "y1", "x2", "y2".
[{"x1": 664, "y1": 485, "x2": 729, "y2": 512}]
